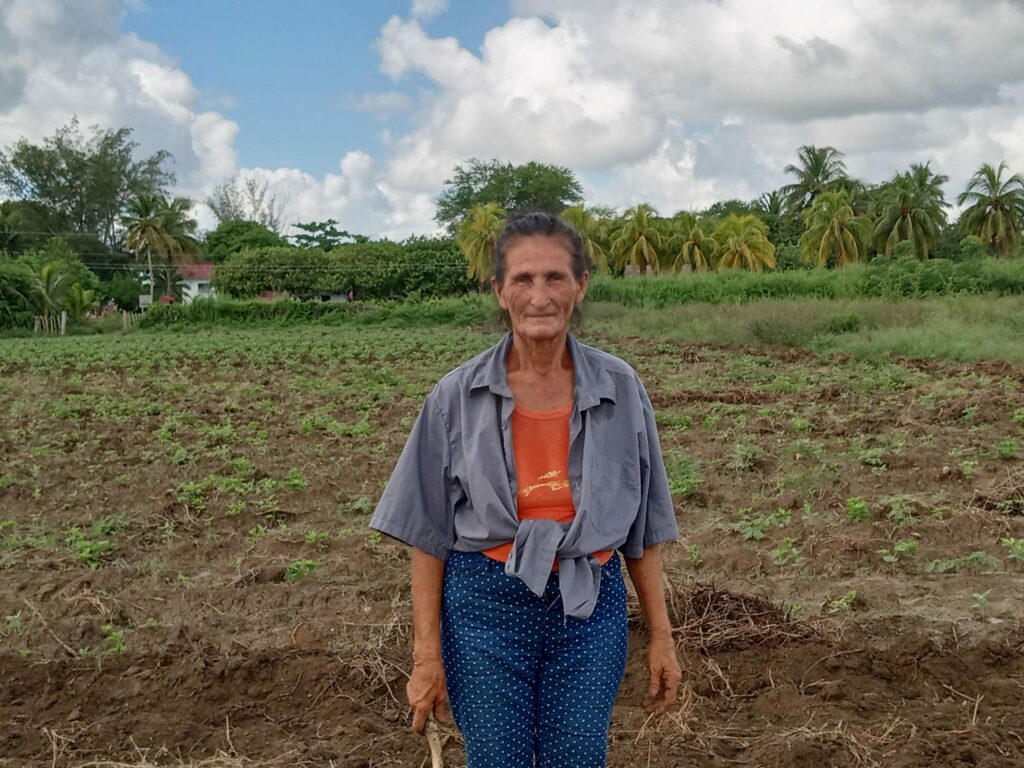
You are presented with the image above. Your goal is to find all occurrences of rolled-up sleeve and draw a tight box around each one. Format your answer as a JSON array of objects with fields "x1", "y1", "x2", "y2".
[
  {"x1": 370, "y1": 393, "x2": 457, "y2": 561},
  {"x1": 620, "y1": 377, "x2": 678, "y2": 559}
]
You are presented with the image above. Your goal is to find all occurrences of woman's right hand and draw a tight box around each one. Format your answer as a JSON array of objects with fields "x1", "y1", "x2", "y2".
[{"x1": 407, "y1": 657, "x2": 449, "y2": 733}]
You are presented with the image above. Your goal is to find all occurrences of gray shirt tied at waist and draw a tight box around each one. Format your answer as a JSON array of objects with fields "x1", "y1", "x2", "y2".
[{"x1": 370, "y1": 333, "x2": 678, "y2": 620}]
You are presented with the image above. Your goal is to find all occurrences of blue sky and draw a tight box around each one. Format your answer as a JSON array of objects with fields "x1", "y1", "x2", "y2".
[{"x1": 121, "y1": 1, "x2": 509, "y2": 178}]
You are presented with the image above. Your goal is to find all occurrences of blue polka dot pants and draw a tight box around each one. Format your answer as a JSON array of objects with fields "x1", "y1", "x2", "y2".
[{"x1": 441, "y1": 551, "x2": 628, "y2": 767}]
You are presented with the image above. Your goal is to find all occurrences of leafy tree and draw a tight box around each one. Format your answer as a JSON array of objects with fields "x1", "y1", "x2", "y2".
[
  {"x1": 714, "y1": 214, "x2": 776, "y2": 272},
  {"x1": 122, "y1": 194, "x2": 200, "y2": 301},
  {"x1": 291, "y1": 219, "x2": 362, "y2": 251},
  {"x1": 958, "y1": 235, "x2": 989, "y2": 261},
  {"x1": 701, "y1": 199, "x2": 755, "y2": 220},
  {"x1": 561, "y1": 206, "x2": 610, "y2": 274},
  {"x1": 435, "y1": 158, "x2": 583, "y2": 234},
  {"x1": 871, "y1": 163, "x2": 949, "y2": 259},
  {"x1": 957, "y1": 161, "x2": 1024, "y2": 257},
  {"x1": 0, "y1": 117, "x2": 173, "y2": 247},
  {"x1": 780, "y1": 145, "x2": 848, "y2": 217},
  {"x1": 799, "y1": 190, "x2": 872, "y2": 267},
  {"x1": 457, "y1": 203, "x2": 506, "y2": 284},
  {"x1": 205, "y1": 220, "x2": 286, "y2": 263},
  {"x1": 0, "y1": 260, "x2": 35, "y2": 328},
  {"x1": 100, "y1": 273, "x2": 143, "y2": 312},
  {"x1": 664, "y1": 212, "x2": 716, "y2": 272},
  {"x1": 206, "y1": 177, "x2": 285, "y2": 232},
  {"x1": 0, "y1": 199, "x2": 117, "y2": 274},
  {"x1": 15, "y1": 238, "x2": 99, "y2": 291}
]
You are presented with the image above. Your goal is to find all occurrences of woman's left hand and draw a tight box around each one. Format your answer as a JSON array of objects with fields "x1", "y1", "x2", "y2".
[{"x1": 643, "y1": 631, "x2": 682, "y2": 714}]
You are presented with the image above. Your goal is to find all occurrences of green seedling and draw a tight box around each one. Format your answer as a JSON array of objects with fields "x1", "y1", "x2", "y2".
[
  {"x1": 305, "y1": 530, "x2": 329, "y2": 548},
  {"x1": 972, "y1": 589, "x2": 991, "y2": 612},
  {"x1": 730, "y1": 508, "x2": 790, "y2": 541},
  {"x1": 4, "y1": 611, "x2": 21, "y2": 636},
  {"x1": 686, "y1": 544, "x2": 702, "y2": 569},
  {"x1": 883, "y1": 496, "x2": 917, "y2": 526},
  {"x1": 102, "y1": 624, "x2": 125, "y2": 654},
  {"x1": 958, "y1": 460, "x2": 979, "y2": 479},
  {"x1": 845, "y1": 497, "x2": 871, "y2": 523},
  {"x1": 857, "y1": 447, "x2": 887, "y2": 470},
  {"x1": 924, "y1": 551, "x2": 1000, "y2": 574},
  {"x1": 284, "y1": 559, "x2": 319, "y2": 581},
  {"x1": 1000, "y1": 537, "x2": 1024, "y2": 561},
  {"x1": 666, "y1": 456, "x2": 700, "y2": 497},
  {"x1": 995, "y1": 438, "x2": 1018, "y2": 459},
  {"x1": 283, "y1": 467, "x2": 308, "y2": 490},
  {"x1": 771, "y1": 537, "x2": 804, "y2": 567},
  {"x1": 827, "y1": 589, "x2": 858, "y2": 614},
  {"x1": 66, "y1": 526, "x2": 114, "y2": 569},
  {"x1": 345, "y1": 496, "x2": 374, "y2": 515},
  {"x1": 878, "y1": 539, "x2": 918, "y2": 564},
  {"x1": 729, "y1": 443, "x2": 765, "y2": 471},
  {"x1": 247, "y1": 524, "x2": 268, "y2": 543}
]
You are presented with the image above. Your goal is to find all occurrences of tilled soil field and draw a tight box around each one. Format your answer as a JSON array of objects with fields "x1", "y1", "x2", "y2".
[{"x1": 1, "y1": 324, "x2": 1023, "y2": 767}]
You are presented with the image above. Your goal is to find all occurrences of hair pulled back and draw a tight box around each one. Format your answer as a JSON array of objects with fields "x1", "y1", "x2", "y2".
[{"x1": 492, "y1": 211, "x2": 590, "y2": 285}]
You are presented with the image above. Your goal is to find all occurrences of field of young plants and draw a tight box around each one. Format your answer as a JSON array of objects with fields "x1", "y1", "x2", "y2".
[{"x1": 1, "y1": 316, "x2": 1023, "y2": 768}]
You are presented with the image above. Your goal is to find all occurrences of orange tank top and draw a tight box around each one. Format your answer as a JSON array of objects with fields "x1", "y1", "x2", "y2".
[{"x1": 483, "y1": 401, "x2": 612, "y2": 567}]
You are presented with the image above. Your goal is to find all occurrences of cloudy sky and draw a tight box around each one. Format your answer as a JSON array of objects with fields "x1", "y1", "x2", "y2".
[{"x1": 3, "y1": 0, "x2": 1024, "y2": 238}]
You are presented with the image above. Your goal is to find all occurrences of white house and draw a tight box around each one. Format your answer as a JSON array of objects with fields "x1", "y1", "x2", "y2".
[{"x1": 177, "y1": 263, "x2": 216, "y2": 303}]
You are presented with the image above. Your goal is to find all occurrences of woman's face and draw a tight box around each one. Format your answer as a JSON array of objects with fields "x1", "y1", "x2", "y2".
[{"x1": 492, "y1": 235, "x2": 589, "y2": 344}]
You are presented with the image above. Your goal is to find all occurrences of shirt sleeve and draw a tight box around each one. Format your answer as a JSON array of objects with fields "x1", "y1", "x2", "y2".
[
  {"x1": 370, "y1": 392, "x2": 457, "y2": 561},
  {"x1": 619, "y1": 376, "x2": 678, "y2": 559}
]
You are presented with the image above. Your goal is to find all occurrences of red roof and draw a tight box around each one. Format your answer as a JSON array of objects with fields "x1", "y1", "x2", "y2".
[{"x1": 177, "y1": 263, "x2": 215, "y2": 280}]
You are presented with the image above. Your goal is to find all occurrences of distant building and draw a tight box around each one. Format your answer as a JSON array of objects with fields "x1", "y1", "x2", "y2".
[{"x1": 177, "y1": 263, "x2": 216, "y2": 303}]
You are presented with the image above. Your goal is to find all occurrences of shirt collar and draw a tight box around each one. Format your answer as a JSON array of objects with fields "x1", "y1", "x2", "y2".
[{"x1": 469, "y1": 332, "x2": 617, "y2": 409}]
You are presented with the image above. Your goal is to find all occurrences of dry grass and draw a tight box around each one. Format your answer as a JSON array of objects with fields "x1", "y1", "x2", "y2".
[{"x1": 630, "y1": 582, "x2": 826, "y2": 653}]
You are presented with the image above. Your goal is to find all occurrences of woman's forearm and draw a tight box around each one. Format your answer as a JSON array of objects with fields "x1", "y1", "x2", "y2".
[
  {"x1": 411, "y1": 548, "x2": 446, "y2": 661},
  {"x1": 624, "y1": 544, "x2": 673, "y2": 638}
]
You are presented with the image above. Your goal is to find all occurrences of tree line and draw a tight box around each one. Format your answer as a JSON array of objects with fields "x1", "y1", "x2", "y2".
[
  {"x1": 2, "y1": 118, "x2": 1024, "y2": 329},
  {"x1": 446, "y1": 149, "x2": 1024, "y2": 282}
]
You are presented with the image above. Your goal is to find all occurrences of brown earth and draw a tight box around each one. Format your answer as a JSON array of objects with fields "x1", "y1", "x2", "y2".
[{"x1": 1, "y1": 327, "x2": 1023, "y2": 767}]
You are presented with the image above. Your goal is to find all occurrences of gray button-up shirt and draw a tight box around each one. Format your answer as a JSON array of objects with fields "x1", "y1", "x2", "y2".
[{"x1": 370, "y1": 332, "x2": 678, "y2": 620}]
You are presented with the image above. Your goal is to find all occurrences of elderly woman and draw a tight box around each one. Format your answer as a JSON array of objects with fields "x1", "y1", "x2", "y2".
[{"x1": 371, "y1": 212, "x2": 680, "y2": 767}]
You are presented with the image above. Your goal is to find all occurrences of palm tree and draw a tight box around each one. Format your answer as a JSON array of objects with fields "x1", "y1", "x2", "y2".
[
  {"x1": 10, "y1": 263, "x2": 69, "y2": 332},
  {"x1": 871, "y1": 163, "x2": 949, "y2": 260},
  {"x1": 780, "y1": 145, "x2": 848, "y2": 217},
  {"x1": 664, "y1": 211, "x2": 716, "y2": 272},
  {"x1": 714, "y1": 214, "x2": 776, "y2": 272},
  {"x1": 957, "y1": 162, "x2": 1024, "y2": 257},
  {"x1": 63, "y1": 283, "x2": 97, "y2": 322},
  {"x1": 799, "y1": 190, "x2": 873, "y2": 267},
  {"x1": 561, "y1": 205, "x2": 610, "y2": 274},
  {"x1": 154, "y1": 196, "x2": 201, "y2": 296},
  {"x1": 754, "y1": 191, "x2": 784, "y2": 219},
  {"x1": 457, "y1": 202, "x2": 506, "y2": 283},
  {"x1": 611, "y1": 203, "x2": 662, "y2": 275},
  {"x1": 123, "y1": 194, "x2": 200, "y2": 301}
]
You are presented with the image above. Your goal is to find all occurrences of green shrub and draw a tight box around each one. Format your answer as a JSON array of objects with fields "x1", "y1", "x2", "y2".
[
  {"x1": 138, "y1": 295, "x2": 495, "y2": 330},
  {"x1": 585, "y1": 256, "x2": 1024, "y2": 308},
  {"x1": 212, "y1": 237, "x2": 474, "y2": 300},
  {"x1": 0, "y1": 259, "x2": 35, "y2": 329}
]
